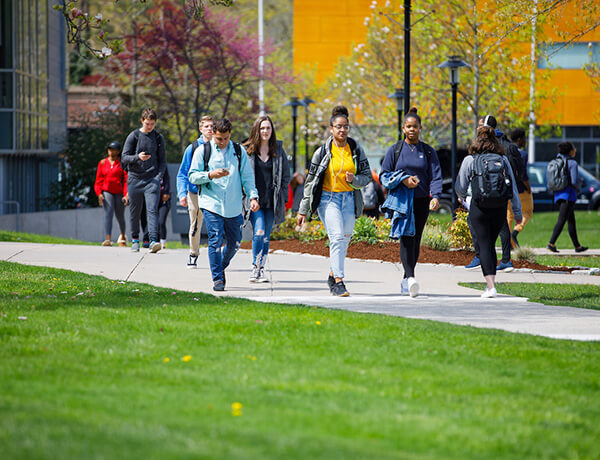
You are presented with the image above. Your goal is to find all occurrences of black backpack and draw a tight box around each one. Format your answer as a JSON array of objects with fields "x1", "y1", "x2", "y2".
[
  {"x1": 471, "y1": 153, "x2": 513, "y2": 208},
  {"x1": 499, "y1": 136, "x2": 525, "y2": 183},
  {"x1": 547, "y1": 156, "x2": 570, "y2": 191},
  {"x1": 195, "y1": 141, "x2": 243, "y2": 193}
]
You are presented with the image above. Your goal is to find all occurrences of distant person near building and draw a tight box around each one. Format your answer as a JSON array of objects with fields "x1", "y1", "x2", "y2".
[
  {"x1": 94, "y1": 141, "x2": 128, "y2": 247},
  {"x1": 547, "y1": 142, "x2": 588, "y2": 253},
  {"x1": 507, "y1": 128, "x2": 533, "y2": 248},
  {"x1": 361, "y1": 169, "x2": 385, "y2": 218},
  {"x1": 188, "y1": 118, "x2": 259, "y2": 292},
  {"x1": 297, "y1": 105, "x2": 372, "y2": 297},
  {"x1": 243, "y1": 115, "x2": 291, "y2": 283},
  {"x1": 158, "y1": 168, "x2": 171, "y2": 249},
  {"x1": 121, "y1": 108, "x2": 167, "y2": 253},
  {"x1": 290, "y1": 172, "x2": 305, "y2": 213},
  {"x1": 177, "y1": 115, "x2": 214, "y2": 268}
]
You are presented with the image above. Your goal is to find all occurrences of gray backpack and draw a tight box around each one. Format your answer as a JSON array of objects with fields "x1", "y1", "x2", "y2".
[
  {"x1": 361, "y1": 181, "x2": 378, "y2": 209},
  {"x1": 546, "y1": 156, "x2": 570, "y2": 191}
]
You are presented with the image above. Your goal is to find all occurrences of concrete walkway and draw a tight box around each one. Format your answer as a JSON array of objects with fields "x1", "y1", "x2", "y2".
[{"x1": 2, "y1": 242, "x2": 600, "y2": 341}]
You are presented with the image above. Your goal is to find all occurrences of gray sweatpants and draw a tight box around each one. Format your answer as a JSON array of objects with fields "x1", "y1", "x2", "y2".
[
  {"x1": 128, "y1": 176, "x2": 160, "y2": 242},
  {"x1": 102, "y1": 191, "x2": 126, "y2": 236}
]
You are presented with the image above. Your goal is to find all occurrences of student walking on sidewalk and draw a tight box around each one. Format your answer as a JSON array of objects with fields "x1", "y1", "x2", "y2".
[
  {"x1": 456, "y1": 125, "x2": 522, "y2": 298},
  {"x1": 380, "y1": 108, "x2": 442, "y2": 297},
  {"x1": 95, "y1": 141, "x2": 129, "y2": 247},
  {"x1": 188, "y1": 118, "x2": 259, "y2": 292},
  {"x1": 121, "y1": 108, "x2": 167, "y2": 253},
  {"x1": 177, "y1": 115, "x2": 214, "y2": 268},
  {"x1": 297, "y1": 105, "x2": 372, "y2": 297},
  {"x1": 243, "y1": 115, "x2": 290, "y2": 283},
  {"x1": 547, "y1": 142, "x2": 588, "y2": 253}
]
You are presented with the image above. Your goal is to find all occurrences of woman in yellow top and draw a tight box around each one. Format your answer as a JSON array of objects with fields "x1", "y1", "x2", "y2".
[{"x1": 297, "y1": 106, "x2": 372, "y2": 297}]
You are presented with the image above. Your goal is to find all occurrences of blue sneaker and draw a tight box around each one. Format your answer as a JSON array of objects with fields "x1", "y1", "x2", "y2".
[
  {"x1": 465, "y1": 256, "x2": 481, "y2": 270},
  {"x1": 497, "y1": 261, "x2": 514, "y2": 272}
]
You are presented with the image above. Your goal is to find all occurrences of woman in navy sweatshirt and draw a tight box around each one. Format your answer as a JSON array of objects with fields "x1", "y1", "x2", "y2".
[{"x1": 380, "y1": 108, "x2": 442, "y2": 297}]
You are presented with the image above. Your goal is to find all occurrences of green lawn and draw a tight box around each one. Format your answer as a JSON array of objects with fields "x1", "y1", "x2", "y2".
[
  {"x1": 534, "y1": 255, "x2": 600, "y2": 269},
  {"x1": 1, "y1": 261, "x2": 599, "y2": 459},
  {"x1": 461, "y1": 282, "x2": 600, "y2": 310},
  {"x1": 0, "y1": 230, "x2": 94, "y2": 245}
]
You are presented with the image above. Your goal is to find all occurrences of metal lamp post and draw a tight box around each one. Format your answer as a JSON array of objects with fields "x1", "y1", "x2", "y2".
[
  {"x1": 301, "y1": 96, "x2": 316, "y2": 171},
  {"x1": 387, "y1": 88, "x2": 405, "y2": 141},
  {"x1": 284, "y1": 97, "x2": 307, "y2": 172},
  {"x1": 438, "y1": 56, "x2": 470, "y2": 217}
]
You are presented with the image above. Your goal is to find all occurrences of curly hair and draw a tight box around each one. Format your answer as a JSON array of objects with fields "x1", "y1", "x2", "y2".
[{"x1": 468, "y1": 126, "x2": 504, "y2": 155}]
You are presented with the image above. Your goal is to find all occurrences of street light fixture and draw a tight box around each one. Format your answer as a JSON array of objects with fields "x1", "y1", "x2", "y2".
[
  {"x1": 387, "y1": 88, "x2": 405, "y2": 141},
  {"x1": 283, "y1": 96, "x2": 307, "y2": 172},
  {"x1": 301, "y1": 96, "x2": 316, "y2": 171},
  {"x1": 438, "y1": 55, "x2": 470, "y2": 217}
]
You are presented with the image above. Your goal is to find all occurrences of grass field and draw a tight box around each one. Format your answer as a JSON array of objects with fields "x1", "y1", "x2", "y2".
[
  {"x1": 0, "y1": 230, "x2": 93, "y2": 245},
  {"x1": 1, "y1": 261, "x2": 599, "y2": 459}
]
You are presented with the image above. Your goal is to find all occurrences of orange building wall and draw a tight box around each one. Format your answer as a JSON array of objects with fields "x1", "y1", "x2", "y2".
[{"x1": 293, "y1": 2, "x2": 600, "y2": 126}]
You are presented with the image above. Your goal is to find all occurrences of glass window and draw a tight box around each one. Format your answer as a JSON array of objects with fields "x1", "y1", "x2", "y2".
[
  {"x1": 527, "y1": 164, "x2": 546, "y2": 187},
  {"x1": 565, "y1": 126, "x2": 591, "y2": 138},
  {"x1": 593, "y1": 126, "x2": 600, "y2": 138},
  {"x1": 538, "y1": 43, "x2": 599, "y2": 69},
  {"x1": 0, "y1": 72, "x2": 12, "y2": 108},
  {"x1": 583, "y1": 142, "x2": 600, "y2": 171},
  {"x1": 534, "y1": 141, "x2": 561, "y2": 161},
  {"x1": 0, "y1": 112, "x2": 12, "y2": 149},
  {"x1": 0, "y1": 0, "x2": 13, "y2": 68}
]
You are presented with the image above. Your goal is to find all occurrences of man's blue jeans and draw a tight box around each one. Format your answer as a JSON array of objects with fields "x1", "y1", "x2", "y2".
[
  {"x1": 317, "y1": 191, "x2": 355, "y2": 279},
  {"x1": 250, "y1": 207, "x2": 274, "y2": 268},
  {"x1": 203, "y1": 210, "x2": 243, "y2": 282}
]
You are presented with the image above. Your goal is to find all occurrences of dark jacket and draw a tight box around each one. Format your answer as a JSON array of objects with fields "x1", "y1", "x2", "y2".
[
  {"x1": 298, "y1": 136, "x2": 372, "y2": 219},
  {"x1": 245, "y1": 140, "x2": 291, "y2": 225},
  {"x1": 121, "y1": 129, "x2": 167, "y2": 181}
]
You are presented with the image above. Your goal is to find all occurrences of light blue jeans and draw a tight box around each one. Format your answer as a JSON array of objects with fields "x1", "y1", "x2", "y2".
[
  {"x1": 317, "y1": 191, "x2": 355, "y2": 279},
  {"x1": 250, "y1": 207, "x2": 274, "y2": 268}
]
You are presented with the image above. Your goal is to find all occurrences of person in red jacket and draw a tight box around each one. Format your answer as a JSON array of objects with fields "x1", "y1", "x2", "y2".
[{"x1": 95, "y1": 141, "x2": 129, "y2": 246}]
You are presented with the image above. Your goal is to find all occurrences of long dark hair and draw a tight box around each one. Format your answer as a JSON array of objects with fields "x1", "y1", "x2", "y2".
[
  {"x1": 468, "y1": 126, "x2": 504, "y2": 155},
  {"x1": 244, "y1": 115, "x2": 278, "y2": 157}
]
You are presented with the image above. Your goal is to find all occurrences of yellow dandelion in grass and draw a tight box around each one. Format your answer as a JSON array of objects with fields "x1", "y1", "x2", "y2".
[
  {"x1": 232, "y1": 402, "x2": 242, "y2": 416},
  {"x1": 163, "y1": 357, "x2": 170, "y2": 363},
  {"x1": 182, "y1": 355, "x2": 192, "y2": 362},
  {"x1": 315, "y1": 321, "x2": 321, "y2": 325}
]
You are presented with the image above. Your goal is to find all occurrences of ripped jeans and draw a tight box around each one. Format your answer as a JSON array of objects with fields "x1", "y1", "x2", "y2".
[
  {"x1": 317, "y1": 191, "x2": 355, "y2": 279},
  {"x1": 203, "y1": 209, "x2": 243, "y2": 282},
  {"x1": 250, "y1": 207, "x2": 274, "y2": 268}
]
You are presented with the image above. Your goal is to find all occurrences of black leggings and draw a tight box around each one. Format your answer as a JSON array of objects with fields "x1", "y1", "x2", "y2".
[
  {"x1": 549, "y1": 200, "x2": 580, "y2": 247},
  {"x1": 158, "y1": 201, "x2": 171, "y2": 240},
  {"x1": 469, "y1": 202, "x2": 506, "y2": 276},
  {"x1": 400, "y1": 197, "x2": 430, "y2": 279}
]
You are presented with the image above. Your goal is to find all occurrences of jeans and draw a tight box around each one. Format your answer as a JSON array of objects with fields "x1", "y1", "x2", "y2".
[
  {"x1": 250, "y1": 207, "x2": 274, "y2": 268},
  {"x1": 317, "y1": 191, "x2": 355, "y2": 279},
  {"x1": 102, "y1": 191, "x2": 126, "y2": 236},
  {"x1": 203, "y1": 209, "x2": 243, "y2": 282},
  {"x1": 128, "y1": 176, "x2": 160, "y2": 242}
]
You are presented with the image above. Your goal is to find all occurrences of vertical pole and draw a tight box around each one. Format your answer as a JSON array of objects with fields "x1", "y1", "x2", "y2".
[
  {"x1": 304, "y1": 109, "x2": 309, "y2": 171},
  {"x1": 528, "y1": 0, "x2": 537, "y2": 164},
  {"x1": 404, "y1": 0, "x2": 411, "y2": 115},
  {"x1": 258, "y1": 0, "x2": 265, "y2": 116},
  {"x1": 292, "y1": 112, "x2": 297, "y2": 172},
  {"x1": 451, "y1": 82, "x2": 458, "y2": 218},
  {"x1": 397, "y1": 108, "x2": 402, "y2": 141}
]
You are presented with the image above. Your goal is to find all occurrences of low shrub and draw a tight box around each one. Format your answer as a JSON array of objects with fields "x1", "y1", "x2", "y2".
[
  {"x1": 448, "y1": 209, "x2": 473, "y2": 249},
  {"x1": 422, "y1": 220, "x2": 452, "y2": 251},
  {"x1": 513, "y1": 246, "x2": 536, "y2": 262},
  {"x1": 352, "y1": 215, "x2": 379, "y2": 245}
]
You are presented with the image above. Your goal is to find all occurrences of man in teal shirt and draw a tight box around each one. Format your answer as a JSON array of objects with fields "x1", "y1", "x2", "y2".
[{"x1": 189, "y1": 118, "x2": 259, "y2": 291}]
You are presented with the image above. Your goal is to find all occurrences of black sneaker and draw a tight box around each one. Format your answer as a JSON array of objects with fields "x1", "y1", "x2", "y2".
[
  {"x1": 575, "y1": 246, "x2": 588, "y2": 253},
  {"x1": 547, "y1": 243, "x2": 559, "y2": 253},
  {"x1": 187, "y1": 254, "x2": 198, "y2": 269},
  {"x1": 331, "y1": 281, "x2": 349, "y2": 297},
  {"x1": 142, "y1": 240, "x2": 150, "y2": 249},
  {"x1": 213, "y1": 280, "x2": 225, "y2": 292},
  {"x1": 327, "y1": 275, "x2": 336, "y2": 291}
]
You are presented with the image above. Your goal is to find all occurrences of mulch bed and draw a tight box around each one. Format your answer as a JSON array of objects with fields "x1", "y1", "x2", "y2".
[{"x1": 240, "y1": 239, "x2": 573, "y2": 272}]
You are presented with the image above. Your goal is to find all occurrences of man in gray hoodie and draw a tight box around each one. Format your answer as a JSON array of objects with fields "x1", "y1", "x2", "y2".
[{"x1": 121, "y1": 108, "x2": 167, "y2": 253}]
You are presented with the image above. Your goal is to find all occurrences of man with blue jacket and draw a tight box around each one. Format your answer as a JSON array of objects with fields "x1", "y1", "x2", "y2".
[
  {"x1": 177, "y1": 115, "x2": 214, "y2": 268},
  {"x1": 189, "y1": 118, "x2": 259, "y2": 291}
]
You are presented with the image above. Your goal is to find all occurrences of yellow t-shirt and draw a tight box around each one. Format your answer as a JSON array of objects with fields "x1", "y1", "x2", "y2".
[{"x1": 322, "y1": 143, "x2": 355, "y2": 192}]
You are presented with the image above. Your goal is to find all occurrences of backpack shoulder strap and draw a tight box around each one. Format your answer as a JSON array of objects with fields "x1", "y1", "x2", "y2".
[
  {"x1": 233, "y1": 142, "x2": 242, "y2": 173},
  {"x1": 392, "y1": 140, "x2": 403, "y2": 168},
  {"x1": 203, "y1": 141, "x2": 212, "y2": 172}
]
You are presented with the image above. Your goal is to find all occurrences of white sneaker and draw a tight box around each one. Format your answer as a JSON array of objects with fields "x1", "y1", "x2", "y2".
[
  {"x1": 256, "y1": 267, "x2": 269, "y2": 283},
  {"x1": 407, "y1": 277, "x2": 419, "y2": 298},
  {"x1": 401, "y1": 278, "x2": 409, "y2": 296},
  {"x1": 481, "y1": 288, "x2": 497, "y2": 298},
  {"x1": 248, "y1": 266, "x2": 260, "y2": 283}
]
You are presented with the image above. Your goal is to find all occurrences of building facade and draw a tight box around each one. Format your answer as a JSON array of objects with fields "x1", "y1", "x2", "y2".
[{"x1": 0, "y1": 0, "x2": 67, "y2": 215}]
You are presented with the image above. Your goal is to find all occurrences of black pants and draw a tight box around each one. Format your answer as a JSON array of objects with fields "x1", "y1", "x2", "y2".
[
  {"x1": 469, "y1": 202, "x2": 506, "y2": 276},
  {"x1": 158, "y1": 200, "x2": 171, "y2": 240},
  {"x1": 497, "y1": 220, "x2": 512, "y2": 263},
  {"x1": 400, "y1": 197, "x2": 430, "y2": 279},
  {"x1": 549, "y1": 200, "x2": 580, "y2": 247}
]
